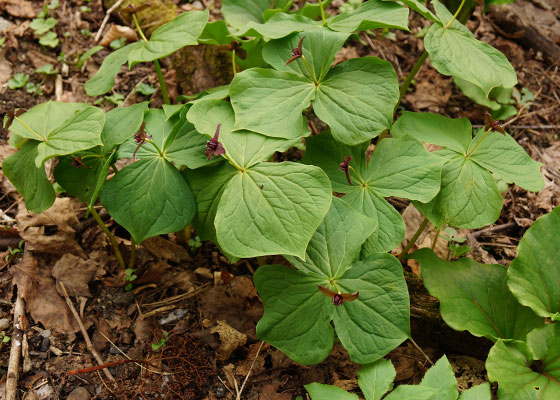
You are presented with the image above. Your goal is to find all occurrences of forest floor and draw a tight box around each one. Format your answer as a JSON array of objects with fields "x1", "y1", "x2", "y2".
[{"x1": 0, "y1": 0, "x2": 559, "y2": 399}]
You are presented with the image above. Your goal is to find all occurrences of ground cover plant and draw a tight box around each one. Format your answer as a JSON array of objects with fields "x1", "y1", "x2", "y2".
[{"x1": 0, "y1": 0, "x2": 558, "y2": 398}]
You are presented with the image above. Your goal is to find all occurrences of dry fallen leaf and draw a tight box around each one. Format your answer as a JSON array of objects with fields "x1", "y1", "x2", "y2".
[
  {"x1": 0, "y1": 0, "x2": 36, "y2": 18},
  {"x1": 11, "y1": 253, "x2": 79, "y2": 333},
  {"x1": 210, "y1": 320, "x2": 247, "y2": 361},
  {"x1": 142, "y1": 236, "x2": 191, "y2": 262},
  {"x1": 99, "y1": 24, "x2": 138, "y2": 46},
  {"x1": 52, "y1": 254, "x2": 105, "y2": 297}
]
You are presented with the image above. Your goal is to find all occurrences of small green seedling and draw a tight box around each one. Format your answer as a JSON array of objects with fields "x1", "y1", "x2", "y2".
[
  {"x1": 5, "y1": 240, "x2": 25, "y2": 262},
  {"x1": 29, "y1": 17, "x2": 57, "y2": 36},
  {"x1": 151, "y1": 331, "x2": 169, "y2": 351},
  {"x1": 109, "y1": 37, "x2": 127, "y2": 50},
  {"x1": 40, "y1": 31, "x2": 59, "y2": 48},
  {"x1": 25, "y1": 82, "x2": 43, "y2": 96},
  {"x1": 8, "y1": 73, "x2": 29, "y2": 90},
  {"x1": 440, "y1": 227, "x2": 470, "y2": 259},
  {"x1": 124, "y1": 268, "x2": 137, "y2": 291},
  {"x1": 35, "y1": 64, "x2": 58, "y2": 75},
  {"x1": 188, "y1": 235, "x2": 202, "y2": 253},
  {"x1": 135, "y1": 83, "x2": 156, "y2": 96}
]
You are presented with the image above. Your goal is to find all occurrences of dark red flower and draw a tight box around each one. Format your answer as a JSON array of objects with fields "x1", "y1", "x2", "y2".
[
  {"x1": 132, "y1": 122, "x2": 150, "y2": 160},
  {"x1": 339, "y1": 156, "x2": 353, "y2": 185},
  {"x1": 484, "y1": 113, "x2": 506, "y2": 135},
  {"x1": 286, "y1": 36, "x2": 305, "y2": 65},
  {"x1": 318, "y1": 285, "x2": 359, "y2": 306},
  {"x1": 205, "y1": 123, "x2": 225, "y2": 160}
]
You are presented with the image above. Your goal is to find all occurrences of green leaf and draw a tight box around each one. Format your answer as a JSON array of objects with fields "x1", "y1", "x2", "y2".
[
  {"x1": 35, "y1": 106, "x2": 105, "y2": 167},
  {"x1": 2, "y1": 141, "x2": 55, "y2": 213},
  {"x1": 453, "y1": 77, "x2": 505, "y2": 111},
  {"x1": 334, "y1": 254, "x2": 410, "y2": 364},
  {"x1": 128, "y1": 10, "x2": 208, "y2": 67},
  {"x1": 359, "y1": 359, "x2": 396, "y2": 400},
  {"x1": 508, "y1": 207, "x2": 560, "y2": 319},
  {"x1": 313, "y1": 57, "x2": 399, "y2": 145},
  {"x1": 392, "y1": 111, "x2": 471, "y2": 154},
  {"x1": 233, "y1": 13, "x2": 322, "y2": 40},
  {"x1": 187, "y1": 99, "x2": 299, "y2": 168},
  {"x1": 458, "y1": 383, "x2": 491, "y2": 400},
  {"x1": 468, "y1": 129, "x2": 544, "y2": 192},
  {"x1": 487, "y1": 331, "x2": 560, "y2": 399},
  {"x1": 76, "y1": 45, "x2": 104, "y2": 69},
  {"x1": 8, "y1": 73, "x2": 29, "y2": 89},
  {"x1": 215, "y1": 162, "x2": 332, "y2": 258},
  {"x1": 198, "y1": 20, "x2": 231, "y2": 45},
  {"x1": 263, "y1": 30, "x2": 349, "y2": 82},
  {"x1": 101, "y1": 102, "x2": 149, "y2": 153},
  {"x1": 386, "y1": 356, "x2": 458, "y2": 400},
  {"x1": 84, "y1": 42, "x2": 143, "y2": 97},
  {"x1": 30, "y1": 17, "x2": 57, "y2": 35},
  {"x1": 39, "y1": 31, "x2": 59, "y2": 47},
  {"x1": 183, "y1": 164, "x2": 238, "y2": 242},
  {"x1": 285, "y1": 197, "x2": 376, "y2": 278},
  {"x1": 254, "y1": 265, "x2": 335, "y2": 364},
  {"x1": 100, "y1": 158, "x2": 196, "y2": 243},
  {"x1": 221, "y1": 0, "x2": 292, "y2": 29},
  {"x1": 414, "y1": 153, "x2": 502, "y2": 229},
  {"x1": 135, "y1": 82, "x2": 156, "y2": 96},
  {"x1": 230, "y1": 68, "x2": 314, "y2": 139},
  {"x1": 117, "y1": 108, "x2": 173, "y2": 159},
  {"x1": 305, "y1": 383, "x2": 359, "y2": 400},
  {"x1": 54, "y1": 154, "x2": 105, "y2": 203},
  {"x1": 399, "y1": 0, "x2": 438, "y2": 22},
  {"x1": 327, "y1": 0, "x2": 409, "y2": 32},
  {"x1": 424, "y1": 5, "x2": 517, "y2": 96},
  {"x1": 413, "y1": 248, "x2": 543, "y2": 341}
]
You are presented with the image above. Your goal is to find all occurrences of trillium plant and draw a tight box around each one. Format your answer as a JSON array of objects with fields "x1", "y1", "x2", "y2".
[{"x1": 2, "y1": 0, "x2": 553, "y2": 396}]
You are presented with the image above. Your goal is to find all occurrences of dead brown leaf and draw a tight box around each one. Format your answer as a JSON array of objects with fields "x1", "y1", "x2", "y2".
[
  {"x1": 0, "y1": 0, "x2": 35, "y2": 18},
  {"x1": 16, "y1": 198, "x2": 85, "y2": 257},
  {"x1": 11, "y1": 253, "x2": 79, "y2": 333},
  {"x1": 99, "y1": 24, "x2": 138, "y2": 47},
  {"x1": 52, "y1": 254, "x2": 105, "y2": 297},
  {"x1": 142, "y1": 236, "x2": 191, "y2": 262},
  {"x1": 210, "y1": 320, "x2": 247, "y2": 361}
]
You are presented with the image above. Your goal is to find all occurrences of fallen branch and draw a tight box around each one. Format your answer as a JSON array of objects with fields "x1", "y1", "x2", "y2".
[
  {"x1": 6, "y1": 293, "x2": 25, "y2": 400},
  {"x1": 95, "y1": 0, "x2": 126, "y2": 43}
]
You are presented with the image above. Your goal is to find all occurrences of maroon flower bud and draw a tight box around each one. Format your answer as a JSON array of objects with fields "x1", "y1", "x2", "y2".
[
  {"x1": 318, "y1": 285, "x2": 359, "y2": 306},
  {"x1": 205, "y1": 123, "x2": 226, "y2": 160},
  {"x1": 71, "y1": 157, "x2": 90, "y2": 169},
  {"x1": 286, "y1": 36, "x2": 305, "y2": 65},
  {"x1": 484, "y1": 113, "x2": 506, "y2": 135},
  {"x1": 332, "y1": 294, "x2": 344, "y2": 306},
  {"x1": 132, "y1": 122, "x2": 150, "y2": 160},
  {"x1": 339, "y1": 156, "x2": 353, "y2": 185}
]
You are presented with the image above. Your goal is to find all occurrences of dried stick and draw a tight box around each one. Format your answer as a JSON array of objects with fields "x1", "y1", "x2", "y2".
[
  {"x1": 95, "y1": 0, "x2": 126, "y2": 42},
  {"x1": 59, "y1": 282, "x2": 115, "y2": 381},
  {"x1": 237, "y1": 341, "x2": 265, "y2": 400},
  {"x1": 6, "y1": 293, "x2": 25, "y2": 400}
]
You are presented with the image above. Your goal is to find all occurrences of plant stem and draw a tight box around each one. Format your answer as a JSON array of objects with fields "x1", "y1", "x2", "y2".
[
  {"x1": 232, "y1": 50, "x2": 237, "y2": 76},
  {"x1": 91, "y1": 208, "x2": 126, "y2": 269},
  {"x1": 409, "y1": 337, "x2": 434, "y2": 365},
  {"x1": 301, "y1": 55, "x2": 317, "y2": 85},
  {"x1": 444, "y1": 0, "x2": 466, "y2": 29},
  {"x1": 132, "y1": 13, "x2": 170, "y2": 105},
  {"x1": 318, "y1": 0, "x2": 327, "y2": 26},
  {"x1": 128, "y1": 236, "x2": 136, "y2": 270},
  {"x1": 154, "y1": 60, "x2": 171, "y2": 105},
  {"x1": 398, "y1": 217, "x2": 429, "y2": 260},
  {"x1": 13, "y1": 116, "x2": 44, "y2": 141},
  {"x1": 396, "y1": 50, "x2": 428, "y2": 112},
  {"x1": 145, "y1": 139, "x2": 163, "y2": 156},
  {"x1": 370, "y1": 129, "x2": 388, "y2": 159},
  {"x1": 348, "y1": 166, "x2": 365, "y2": 186},
  {"x1": 465, "y1": 128, "x2": 491, "y2": 157},
  {"x1": 431, "y1": 228, "x2": 441, "y2": 250}
]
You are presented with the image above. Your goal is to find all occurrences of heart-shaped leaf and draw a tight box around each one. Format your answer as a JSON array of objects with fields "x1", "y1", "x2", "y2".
[
  {"x1": 327, "y1": 0, "x2": 409, "y2": 32},
  {"x1": 101, "y1": 102, "x2": 149, "y2": 153},
  {"x1": 221, "y1": 0, "x2": 292, "y2": 28},
  {"x1": 233, "y1": 12, "x2": 322, "y2": 40},
  {"x1": 306, "y1": 383, "x2": 360, "y2": 400},
  {"x1": 508, "y1": 207, "x2": 560, "y2": 319},
  {"x1": 358, "y1": 358, "x2": 396, "y2": 400},
  {"x1": 414, "y1": 248, "x2": 543, "y2": 341}
]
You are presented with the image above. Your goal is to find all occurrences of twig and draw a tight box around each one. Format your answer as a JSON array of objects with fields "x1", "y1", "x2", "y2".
[
  {"x1": 95, "y1": 0, "x2": 126, "y2": 42},
  {"x1": 67, "y1": 359, "x2": 160, "y2": 376},
  {"x1": 59, "y1": 282, "x2": 115, "y2": 381},
  {"x1": 409, "y1": 337, "x2": 434, "y2": 366},
  {"x1": 6, "y1": 293, "x2": 25, "y2": 400},
  {"x1": 472, "y1": 222, "x2": 516, "y2": 238},
  {"x1": 237, "y1": 341, "x2": 265, "y2": 400}
]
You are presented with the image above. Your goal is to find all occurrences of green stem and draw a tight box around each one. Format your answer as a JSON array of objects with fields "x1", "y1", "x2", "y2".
[
  {"x1": 224, "y1": 153, "x2": 244, "y2": 172},
  {"x1": 128, "y1": 236, "x2": 136, "y2": 270},
  {"x1": 348, "y1": 165, "x2": 365, "y2": 186},
  {"x1": 465, "y1": 128, "x2": 491, "y2": 157},
  {"x1": 398, "y1": 217, "x2": 429, "y2": 260},
  {"x1": 431, "y1": 228, "x2": 441, "y2": 250},
  {"x1": 13, "y1": 116, "x2": 44, "y2": 141},
  {"x1": 145, "y1": 139, "x2": 163, "y2": 156},
  {"x1": 132, "y1": 13, "x2": 170, "y2": 105},
  {"x1": 301, "y1": 55, "x2": 317, "y2": 85},
  {"x1": 444, "y1": 0, "x2": 466, "y2": 29},
  {"x1": 91, "y1": 208, "x2": 126, "y2": 269},
  {"x1": 396, "y1": 50, "x2": 428, "y2": 113},
  {"x1": 318, "y1": 0, "x2": 327, "y2": 26},
  {"x1": 232, "y1": 49, "x2": 237, "y2": 76},
  {"x1": 370, "y1": 129, "x2": 388, "y2": 160}
]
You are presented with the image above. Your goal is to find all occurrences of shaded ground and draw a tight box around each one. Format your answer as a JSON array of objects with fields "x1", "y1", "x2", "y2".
[{"x1": 0, "y1": 0, "x2": 559, "y2": 399}]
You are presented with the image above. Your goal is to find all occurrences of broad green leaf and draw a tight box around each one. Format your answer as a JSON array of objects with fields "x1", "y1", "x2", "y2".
[
  {"x1": 2, "y1": 141, "x2": 55, "y2": 214},
  {"x1": 118, "y1": 108, "x2": 173, "y2": 159},
  {"x1": 285, "y1": 197, "x2": 376, "y2": 279},
  {"x1": 414, "y1": 248, "x2": 543, "y2": 341},
  {"x1": 327, "y1": 0, "x2": 409, "y2": 32},
  {"x1": 54, "y1": 154, "x2": 105, "y2": 203},
  {"x1": 198, "y1": 20, "x2": 231, "y2": 45},
  {"x1": 508, "y1": 207, "x2": 560, "y2": 319},
  {"x1": 459, "y1": 383, "x2": 491, "y2": 400},
  {"x1": 358, "y1": 358, "x2": 396, "y2": 400},
  {"x1": 296, "y1": 0, "x2": 333, "y2": 20},
  {"x1": 84, "y1": 42, "x2": 142, "y2": 97},
  {"x1": 187, "y1": 99, "x2": 299, "y2": 168},
  {"x1": 399, "y1": 0, "x2": 438, "y2": 22},
  {"x1": 215, "y1": 162, "x2": 332, "y2": 258},
  {"x1": 453, "y1": 77, "x2": 505, "y2": 111},
  {"x1": 128, "y1": 10, "x2": 209, "y2": 67},
  {"x1": 414, "y1": 153, "x2": 502, "y2": 229},
  {"x1": 233, "y1": 13, "x2": 322, "y2": 40},
  {"x1": 424, "y1": 6, "x2": 517, "y2": 96},
  {"x1": 183, "y1": 163, "x2": 238, "y2": 242},
  {"x1": 313, "y1": 57, "x2": 399, "y2": 145},
  {"x1": 100, "y1": 158, "x2": 196, "y2": 243},
  {"x1": 391, "y1": 111, "x2": 471, "y2": 154},
  {"x1": 186, "y1": 85, "x2": 230, "y2": 105},
  {"x1": 263, "y1": 30, "x2": 349, "y2": 82},
  {"x1": 386, "y1": 356, "x2": 457, "y2": 400},
  {"x1": 161, "y1": 104, "x2": 185, "y2": 120},
  {"x1": 35, "y1": 106, "x2": 105, "y2": 167},
  {"x1": 101, "y1": 102, "x2": 149, "y2": 153},
  {"x1": 469, "y1": 129, "x2": 544, "y2": 192},
  {"x1": 8, "y1": 102, "x2": 91, "y2": 147},
  {"x1": 254, "y1": 265, "x2": 334, "y2": 364},
  {"x1": 221, "y1": 0, "x2": 292, "y2": 28},
  {"x1": 334, "y1": 254, "x2": 410, "y2": 364},
  {"x1": 236, "y1": 38, "x2": 268, "y2": 70},
  {"x1": 305, "y1": 383, "x2": 359, "y2": 400},
  {"x1": 230, "y1": 68, "x2": 314, "y2": 139},
  {"x1": 487, "y1": 335, "x2": 560, "y2": 399}
]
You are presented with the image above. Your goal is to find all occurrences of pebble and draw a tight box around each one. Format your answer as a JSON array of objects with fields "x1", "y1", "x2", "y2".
[{"x1": 67, "y1": 387, "x2": 91, "y2": 400}]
